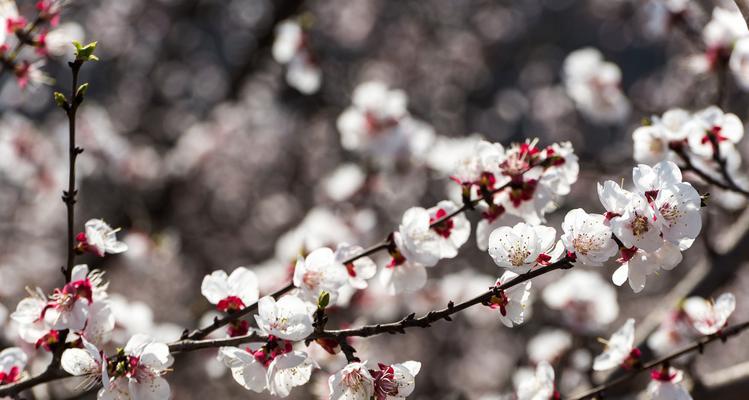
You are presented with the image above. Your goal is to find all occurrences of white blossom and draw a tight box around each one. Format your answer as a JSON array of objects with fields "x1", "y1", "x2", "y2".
[
  {"x1": 426, "y1": 200, "x2": 470, "y2": 259},
  {"x1": 328, "y1": 361, "x2": 374, "y2": 400},
  {"x1": 683, "y1": 292, "x2": 735, "y2": 335},
  {"x1": 293, "y1": 247, "x2": 349, "y2": 304},
  {"x1": 81, "y1": 219, "x2": 128, "y2": 257},
  {"x1": 516, "y1": 361, "x2": 556, "y2": 400},
  {"x1": 593, "y1": 318, "x2": 636, "y2": 371},
  {"x1": 612, "y1": 240, "x2": 682, "y2": 293},
  {"x1": 396, "y1": 207, "x2": 442, "y2": 267},
  {"x1": 542, "y1": 270, "x2": 619, "y2": 333},
  {"x1": 0, "y1": 347, "x2": 27, "y2": 384},
  {"x1": 254, "y1": 295, "x2": 314, "y2": 341},
  {"x1": 100, "y1": 334, "x2": 173, "y2": 400},
  {"x1": 563, "y1": 47, "x2": 630, "y2": 124},
  {"x1": 561, "y1": 208, "x2": 618, "y2": 266},
  {"x1": 334, "y1": 243, "x2": 377, "y2": 290},
  {"x1": 201, "y1": 266, "x2": 260, "y2": 311},
  {"x1": 489, "y1": 271, "x2": 532, "y2": 328},
  {"x1": 685, "y1": 106, "x2": 744, "y2": 165},
  {"x1": 646, "y1": 367, "x2": 693, "y2": 400},
  {"x1": 488, "y1": 222, "x2": 559, "y2": 273},
  {"x1": 370, "y1": 361, "x2": 421, "y2": 399}
]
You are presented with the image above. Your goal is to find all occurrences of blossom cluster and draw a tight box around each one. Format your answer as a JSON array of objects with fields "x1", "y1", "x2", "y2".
[
  {"x1": 517, "y1": 292, "x2": 735, "y2": 400},
  {"x1": 5, "y1": 219, "x2": 175, "y2": 400},
  {"x1": 633, "y1": 106, "x2": 746, "y2": 185},
  {"x1": 272, "y1": 18, "x2": 321, "y2": 95},
  {"x1": 0, "y1": 0, "x2": 83, "y2": 89}
]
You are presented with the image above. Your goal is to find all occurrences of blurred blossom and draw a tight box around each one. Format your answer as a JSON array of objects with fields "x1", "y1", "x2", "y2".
[
  {"x1": 527, "y1": 329, "x2": 572, "y2": 365},
  {"x1": 563, "y1": 47, "x2": 630, "y2": 124},
  {"x1": 542, "y1": 270, "x2": 619, "y2": 333}
]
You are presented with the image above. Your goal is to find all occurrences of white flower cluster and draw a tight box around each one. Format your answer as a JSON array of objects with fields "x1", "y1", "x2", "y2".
[
  {"x1": 601, "y1": 161, "x2": 702, "y2": 292},
  {"x1": 691, "y1": 7, "x2": 749, "y2": 91},
  {"x1": 337, "y1": 81, "x2": 436, "y2": 167},
  {"x1": 329, "y1": 360, "x2": 420, "y2": 400},
  {"x1": 272, "y1": 19, "x2": 322, "y2": 94},
  {"x1": 633, "y1": 106, "x2": 746, "y2": 183},
  {"x1": 453, "y1": 139, "x2": 579, "y2": 245},
  {"x1": 563, "y1": 47, "x2": 630, "y2": 124},
  {"x1": 6, "y1": 219, "x2": 178, "y2": 400}
]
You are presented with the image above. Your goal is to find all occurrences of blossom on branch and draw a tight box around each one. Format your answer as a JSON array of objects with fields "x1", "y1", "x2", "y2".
[
  {"x1": 254, "y1": 295, "x2": 314, "y2": 341},
  {"x1": 0, "y1": 347, "x2": 26, "y2": 385},
  {"x1": 488, "y1": 271, "x2": 532, "y2": 328},
  {"x1": 329, "y1": 360, "x2": 420, "y2": 400},
  {"x1": 62, "y1": 334, "x2": 173, "y2": 400},
  {"x1": 683, "y1": 292, "x2": 735, "y2": 335},
  {"x1": 219, "y1": 338, "x2": 317, "y2": 397},
  {"x1": 77, "y1": 219, "x2": 129, "y2": 257},
  {"x1": 593, "y1": 318, "x2": 639, "y2": 371},
  {"x1": 333, "y1": 243, "x2": 377, "y2": 290},
  {"x1": 201, "y1": 266, "x2": 260, "y2": 313},
  {"x1": 488, "y1": 222, "x2": 561, "y2": 274},
  {"x1": 561, "y1": 208, "x2": 618, "y2": 266},
  {"x1": 293, "y1": 247, "x2": 349, "y2": 304},
  {"x1": 646, "y1": 367, "x2": 693, "y2": 400},
  {"x1": 515, "y1": 361, "x2": 557, "y2": 400},
  {"x1": 272, "y1": 19, "x2": 321, "y2": 94}
]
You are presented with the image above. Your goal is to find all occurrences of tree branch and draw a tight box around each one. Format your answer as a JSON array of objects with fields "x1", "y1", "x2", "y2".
[
  {"x1": 673, "y1": 145, "x2": 749, "y2": 197},
  {"x1": 171, "y1": 259, "x2": 574, "y2": 352},
  {"x1": 183, "y1": 177, "x2": 518, "y2": 340}
]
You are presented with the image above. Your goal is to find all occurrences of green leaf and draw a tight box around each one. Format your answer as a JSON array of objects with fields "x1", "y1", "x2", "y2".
[
  {"x1": 73, "y1": 40, "x2": 99, "y2": 62},
  {"x1": 76, "y1": 83, "x2": 89, "y2": 97},
  {"x1": 53, "y1": 92, "x2": 67, "y2": 107},
  {"x1": 318, "y1": 291, "x2": 330, "y2": 309}
]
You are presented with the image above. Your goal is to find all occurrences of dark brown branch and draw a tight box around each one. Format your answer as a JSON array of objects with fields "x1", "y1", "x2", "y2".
[
  {"x1": 1, "y1": 257, "x2": 575, "y2": 396},
  {"x1": 184, "y1": 178, "x2": 517, "y2": 340},
  {"x1": 567, "y1": 320, "x2": 749, "y2": 400},
  {"x1": 63, "y1": 60, "x2": 84, "y2": 283},
  {"x1": 0, "y1": 366, "x2": 68, "y2": 397},
  {"x1": 170, "y1": 259, "x2": 575, "y2": 352},
  {"x1": 311, "y1": 260, "x2": 574, "y2": 341}
]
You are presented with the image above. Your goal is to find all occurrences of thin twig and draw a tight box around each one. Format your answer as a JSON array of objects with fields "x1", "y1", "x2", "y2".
[
  {"x1": 673, "y1": 145, "x2": 749, "y2": 197},
  {"x1": 170, "y1": 259, "x2": 575, "y2": 352},
  {"x1": 62, "y1": 60, "x2": 84, "y2": 282}
]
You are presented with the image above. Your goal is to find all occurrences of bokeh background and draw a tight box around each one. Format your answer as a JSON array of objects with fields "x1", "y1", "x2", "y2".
[{"x1": 2, "y1": 0, "x2": 749, "y2": 398}]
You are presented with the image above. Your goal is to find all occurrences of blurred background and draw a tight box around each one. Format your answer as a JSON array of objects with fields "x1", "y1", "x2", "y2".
[{"x1": 1, "y1": 0, "x2": 749, "y2": 398}]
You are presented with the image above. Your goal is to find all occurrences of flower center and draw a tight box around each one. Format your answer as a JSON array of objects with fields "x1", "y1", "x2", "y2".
[
  {"x1": 371, "y1": 364, "x2": 399, "y2": 399},
  {"x1": 302, "y1": 270, "x2": 323, "y2": 289},
  {"x1": 489, "y1": 291, "x2": 510, "y2": 316},
  {"x1": 508, "y1": 243, "x2": 531, "y2": 267},
  {"x1": 429, "y1": 208, "x2": 454, "y2": 238},
  {"x1": 342, "y1": 367, "x2": 366, "y2": 389},
  {"x1": 364, "y1": 112, "x2": 399, "y2": 136},
  {"x1": 658, "y1": 202, "x2": 683, "y2": 226},
  {"x1": 250, "y1": 336, "x2": 294, "y2": 368},
  {"x1": 630, "y1": 214, "x2": 650, "y2": 237},
  {"x1": 217, "y1": 296, "x2": 246, "y2": 312}
]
